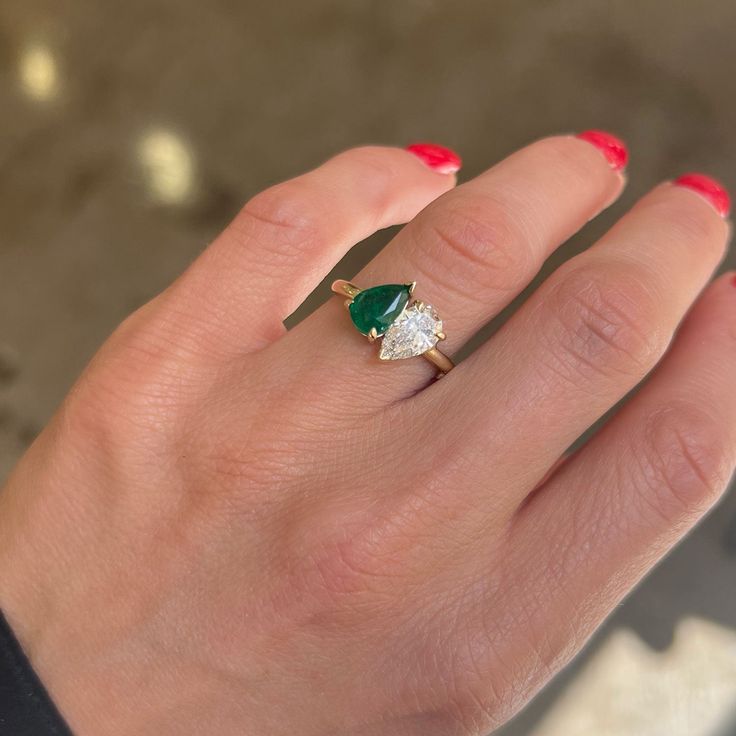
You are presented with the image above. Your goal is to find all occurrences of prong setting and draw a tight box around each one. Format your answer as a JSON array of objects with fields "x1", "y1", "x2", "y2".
[{"x1": 332, "y1": 278, "x2": 454, "y2": 374}]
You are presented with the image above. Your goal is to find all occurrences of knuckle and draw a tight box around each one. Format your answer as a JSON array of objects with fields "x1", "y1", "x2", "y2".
[
  {"x1": 61, "y1": 368, "x2": 177, "y2": 466},
  {"x1": 425, "y1": 591, "x2": 536, "y2": 736},
  {"x1": 545, "y1": 264, "x2": 663, "y2": 383},
  {"x1": 637, "y1": 403, "x2": 732, "y2": 520},
  {"x1": 307, "y1": 542, "x2": 377, "y2": 603},
  {"x1": 302, "y1": 530, "x2": 406, "y2": 605},
  {"x1": 62, "y1": 309, "x2": 210, "y2": 446},
  {"x1": 437, "y1": 632, "x2": 537, "y2": 736},
  {"x1": 236, "y1": 181, "x2": 323, "y2": 257},
  {"x1": 416, "y1": 196, "x2": 534, "y2": 297}
]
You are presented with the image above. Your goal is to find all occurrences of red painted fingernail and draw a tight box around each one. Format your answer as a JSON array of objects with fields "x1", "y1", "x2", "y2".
[
  {"x1": 406, "y1": 142, "x2": 462, "y2": 174},
  {"x1": 576, "y1": 130, "x2": 628, "y2": 171},
  {"x1": 674, "y1": 173, "x2": 731, "y2": 218}
]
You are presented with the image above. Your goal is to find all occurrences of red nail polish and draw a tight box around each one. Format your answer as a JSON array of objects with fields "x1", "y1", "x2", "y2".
[
  {"x1": 674, "y1": 173, "x2": 731, "y2": 218},
  {"x1": 576, "y1": 130, "x2": 628, "y2": 171},
  {"x1": 406, "y1": 142, "x2": 462, "y2": 174}
]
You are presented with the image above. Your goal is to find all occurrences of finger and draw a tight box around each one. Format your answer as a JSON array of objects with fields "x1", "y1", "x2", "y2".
[
  {"x1": 286, "y1": 132, "x2": 627, "y2": 396},
  {"x1": 162, "y1": 144, "x2": 459, "y2": 355},
  {"x1": 359, "y1": 133, "x2": 626, "y2": 353},
  {"x1": 501, "y1": 273, "x2": 736, "y2": 690},
  {"x1": 438, "y1": 175, "x2": 730, "y2": 515}
]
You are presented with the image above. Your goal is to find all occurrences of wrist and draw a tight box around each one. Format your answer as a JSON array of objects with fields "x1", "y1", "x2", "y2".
[{"x1": 0, "y1": 432, "x2": 147, "y2": 735}]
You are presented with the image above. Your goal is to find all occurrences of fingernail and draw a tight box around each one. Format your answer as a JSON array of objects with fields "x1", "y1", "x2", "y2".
[
  {"x1": 576, "y1": 130, "x2": 628, "y2": 171},
  {"x1": 674, "y1": 173, "x2": 731, "y2": 218},
  {"x1": 406, "y1": 142, "x2": 462, "y2": 174}
]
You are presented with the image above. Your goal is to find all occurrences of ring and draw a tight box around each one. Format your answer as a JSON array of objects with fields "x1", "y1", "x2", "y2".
[{"x1": 331, "y1": 280, "x2": 454, "y2": 375}]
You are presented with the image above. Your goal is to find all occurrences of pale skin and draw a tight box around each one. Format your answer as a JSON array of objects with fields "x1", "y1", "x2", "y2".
[{"x1": 1, "y1": 136, "x2": 735, "y2": 736}]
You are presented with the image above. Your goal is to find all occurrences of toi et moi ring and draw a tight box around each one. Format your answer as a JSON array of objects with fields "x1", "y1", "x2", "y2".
[{"x1": 331, "y1": 280, "x2": 454, "y2": 375}]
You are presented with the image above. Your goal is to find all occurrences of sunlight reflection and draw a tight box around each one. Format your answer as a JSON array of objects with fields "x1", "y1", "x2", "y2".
[
  {"x1": 19, "y1": 43, "x2": 59, "y2": 101},
  {"x1": 531, "y1": 618, "x2": 736, "y2": 736},
  {"x1": 137, "y1": 129, "x2": 196, "y2": 205}
]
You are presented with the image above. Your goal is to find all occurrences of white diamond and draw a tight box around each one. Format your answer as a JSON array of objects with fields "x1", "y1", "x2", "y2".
[{"x1": 379, "y1": 303, "x2": 442, "y2": 360}]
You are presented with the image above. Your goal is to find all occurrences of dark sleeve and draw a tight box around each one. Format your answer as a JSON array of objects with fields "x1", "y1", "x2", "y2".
[{"x1": 0, "y1": 610, "x2": 73, "y2": 736}]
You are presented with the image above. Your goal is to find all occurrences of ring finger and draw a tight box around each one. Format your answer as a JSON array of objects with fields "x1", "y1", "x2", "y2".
[{"x1": 287, "y1": 132, "x2": 627, "y2": 398}]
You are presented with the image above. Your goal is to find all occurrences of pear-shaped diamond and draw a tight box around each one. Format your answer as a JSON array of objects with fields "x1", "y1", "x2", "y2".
[{"x1": 379, "y1": 303, "x2": 442, "y2": 360}]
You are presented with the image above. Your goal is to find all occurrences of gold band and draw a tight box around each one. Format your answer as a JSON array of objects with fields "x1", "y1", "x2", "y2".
[
  {"x1": 421, "y1": 346, "x2": 455, "y2": 374},
  {"x1": 331, "y1": 279, "x2": 454, "y2": 375}
]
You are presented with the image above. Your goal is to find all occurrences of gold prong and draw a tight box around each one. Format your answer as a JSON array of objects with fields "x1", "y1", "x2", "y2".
[
  {"x1": 332, "y1": 280, "x2": 361, "y2": 298},
  {"x1": 414, "y1": 300, "x2": 425, "y2": 310},
  {"x1": 406, "y1": 281, "x2": 417, "y2": 296},
  {"x1": 343, "y1": 298, "x2": 352, "y2": 311},
  {"x1": 436, "y1": 331, "x2": 446, "y2": 341},
  {"x1": 367, "y1": 327, "x2": 378, "y2": 343}
]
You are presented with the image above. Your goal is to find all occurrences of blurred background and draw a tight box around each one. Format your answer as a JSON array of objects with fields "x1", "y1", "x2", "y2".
[{"x1": 1, "y1": 1, "x2": 736, "y2": 733}]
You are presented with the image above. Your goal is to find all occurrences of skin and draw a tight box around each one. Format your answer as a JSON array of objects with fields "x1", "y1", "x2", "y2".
[{"x1": 0, "y1": 136, "x2": 735, "y2": 736}]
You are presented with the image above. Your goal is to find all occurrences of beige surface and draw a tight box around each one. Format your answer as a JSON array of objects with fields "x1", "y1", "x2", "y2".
[
  {"x1": 1, "y1": 2, "x2": 735, "y2": 733},
  {"x1": 531, "y1": 619, "x2": 736, "y2": 736}
]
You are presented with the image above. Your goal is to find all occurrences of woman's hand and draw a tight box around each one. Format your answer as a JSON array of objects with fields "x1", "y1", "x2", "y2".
[{"x1": 1, "y1": 135, "x2": 734, "y2": 736}]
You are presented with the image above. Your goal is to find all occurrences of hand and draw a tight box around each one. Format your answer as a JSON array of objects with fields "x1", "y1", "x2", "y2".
[{"x1": 1, "y1": 135, "x2": 734, "y2": 736}]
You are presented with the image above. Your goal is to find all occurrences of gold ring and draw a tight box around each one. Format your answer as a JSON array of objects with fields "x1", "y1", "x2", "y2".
[{"x1": 331, "y1": 280, "x2": 454, "y2": 375}]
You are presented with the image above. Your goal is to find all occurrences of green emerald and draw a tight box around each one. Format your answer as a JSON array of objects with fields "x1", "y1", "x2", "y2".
[{"x1": 349, "y1": 284, "x2": 411, "y2": 336}]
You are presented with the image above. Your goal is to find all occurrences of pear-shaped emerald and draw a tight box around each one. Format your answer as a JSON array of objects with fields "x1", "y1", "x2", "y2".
[{"x1": 349, "y1": 284, "x2": 411, "y2": 336}]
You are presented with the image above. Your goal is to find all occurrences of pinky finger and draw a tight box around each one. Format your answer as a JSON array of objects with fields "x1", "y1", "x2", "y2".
[{"x1": 508, "y1": 272, "x2": 736, "y2": 667}]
